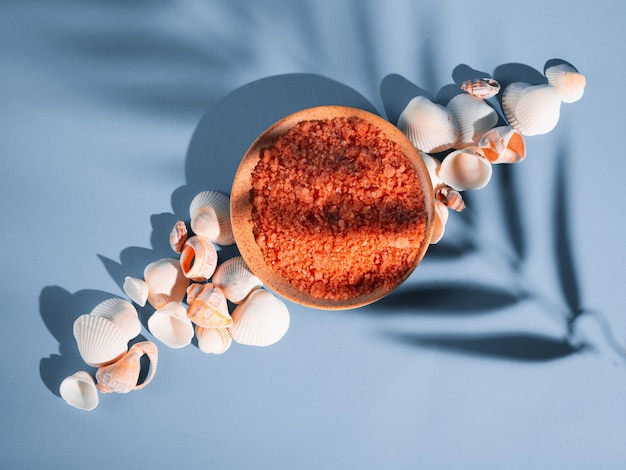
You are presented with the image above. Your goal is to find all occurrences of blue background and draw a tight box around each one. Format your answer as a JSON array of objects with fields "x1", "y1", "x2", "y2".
[{"x1": 2, "y1": 1, "x2": 625, "y2": 468}]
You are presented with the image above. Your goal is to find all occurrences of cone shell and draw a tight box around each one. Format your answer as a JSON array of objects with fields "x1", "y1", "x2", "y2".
[
  {"x1": 73, "y1": 314, "x2": 128, "y2": 367},
  {"x1": 96, "y1": 341, "x2": 158, "y2": 394},
  {"x1": 478, "y1": 126, "x2": 526, "y2": 164},
  {"x1": 180, "y1": 235, "x2": 218, "y2": 281},
  {"x1": 147, "y1": 302, "x2": 194, "y2": 348},
  {"x1": 397, "y1": 96, "x2": 458, "y2": 153},
  {"x1": 430, "y1": 200, "x2": 449, "y2": 244},
  {"x1": 447, "y1": 93, "x2": 498, "y2": 148},
  {"x1": 123, "y1": 276, "x2": 149, "y2": 307},
  {"x1": 460, "y1": 78, "x2": 501, "y2": 99},
  {"x1": 502, "y1": 83, "x2": 561, "y2": 136},
  {"x1": 212, "y1": 256, "x2": 263, "y2": 304},
  {"x1": 230, "y1": 288, "x2": 290, "y2": 347},
  {"x1": 90, "y1": 298, "x2": 141, "y2": 342},
  {"x1": 196, "y1": 326, "x2": 232, "y2": 354},
  {"x1": 59, "y1": 371, "x2": 99, "y2": 411},
  {"x1": 545, "y1": 64, "x2": 585, "y2": 104},
  {"x1": 438, "y1": 147, "x2": 492, "y2": 191},
  {"x1": 189, "y1": 191, "x2": 235, "y2": 246},
  {"x1": 144, "y1": 258, "x2": 189, "y2": 310},
  {"x1": 169, "y1": 220, "x2": 188, "y2": 253},
  {"x1": 186, "y1": 283, "x2": 232, "y2": 328}
]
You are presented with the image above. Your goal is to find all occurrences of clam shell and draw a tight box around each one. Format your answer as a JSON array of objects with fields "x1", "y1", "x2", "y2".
[
  {"x1": 59, "y1": 371, "x2": 99, "y2": 411},
  {"x1": 418, "y1": 151, "x2": 444, "y2": 190},
  {"x1": 73, "y1": 314, "x2": 128, "y2": 367},
  {"x1": 180, "y1": 235, "x2": 218, "y2": 281},
  {"x1": 189, "y1": 191, "x2": 235, "y2": 246},
  {"x1": 186, "y1": 283, "x2": 232, "y2": 328},
  {"x1": 460, "y1": 77, "x2": 501, "y2": 99},
  {"x1": 90, "y1": 298, "x2": 141, "y2": 342},
  {"x1": 502, "y1": 82, "x2": 561, "y2": 136},
  {"x1": 230, "y1": 288, "x2": 290, "y2": 347},
  {"x1": 147, "y1": 302, "x2": 194, "y2": 348},
  {"x1": 430, "y1": 200, "x2": 449, "y2": 245},
  {"x1": 397, "y1": 96, "x2": 458, "y2": 153},
  {"x1": 96, "y1": 341, "x2": 158, "y2": 394},
  {"x1": 144, "y1": 258, "x2": 189, "y2": 310},
  {"x1": 438, "y1": 147, "x2": 492, "y2": 191},
  {"x1": 169, "y1": 220, "x2": 188, "y2": 253},
  {"x1": 478, "y1": 126, "x2": 526, "y2": 164},
  {"x1": 195, "y1": 326, "x2": 232, "y2": 354},
  {"x1": 212, "y1": 256, "x2": 263, "y2": 304},
  {"x1": 545, "y1": 64, "x2": 585, "y2": 104},
  {"x1": 446, "y1": 93, "x2": 498, "y2": 148},
  {"x1": 123, "y1": 276, "x2": 149, "y2": 307}
]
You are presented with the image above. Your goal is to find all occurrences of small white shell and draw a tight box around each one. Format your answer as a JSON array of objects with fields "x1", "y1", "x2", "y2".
[
  {"x1": 180, "y1": 235, "x2": 218, "y2": 281},
  {"x1": 95, "y1": 341, "x2": 158, "y2": 394},
  {"x1": 123, "y1": 276, "x2": 149, "y2": 307},
  {"x1": 397, "y1": 96, "x2": 458, "y2": 153},
  {"x1": 478, "y1": 126, "x2": 526, "y2": 164},
  {"x1": 147, "y1": 302, "x2": 194, "y2": 349},
  {"x1": 186, "y1": 283, "x2": 232, "y2": 329},
  {"x1": 430, "y1": 200, "x2": 449, "y2": 245},
  {"x1": 59, "y1": 371, "x2": 99, "y2": 411},
  {"x1": 90, "y1": 298, "x2": 141, "y2": 342},
  {"x1": 189, "y1": 191, "x2": 235, "y2": 246},
  {"x1": 195, "y1": 326, "x2": 232, "y2": 354},
  {"x1": 230, "y1": 288, "x2": 290, "y2": 347},
  {"x1": 502, "y1": 83, "x2": 561, "y2": 136},
  {"x1": 545, "y1": 64, "x2": 585, "y2": 104},
  {"x1": 438, "y1": 147, "x2": 492, "y2": 191},
  {"x1": 212, "y1": 256, "x2": 263, "y2": 304},
  {"x1": 446, "y1": 93, "x2": 498, "y2": 148},
  {"x1": 73, "y1": 314, "x2": 128, "y2": 367},
  {"x1": 169, "y1": 220, "x2": 188, "y2": 253},
  {"x1": 460, "y1": 77, "x2": 501, "y2": 99},
  {"x1": 418, "y1": 151, "x2": 444, "y2": 190},
  {"x1": 144, "y1": 258, "x2": 190, "y2": 310}
]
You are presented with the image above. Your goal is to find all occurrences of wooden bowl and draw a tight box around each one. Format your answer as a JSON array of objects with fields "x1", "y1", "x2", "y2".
[{"x1": 231, "y1": 106, "x2": 434, "y2": 309}]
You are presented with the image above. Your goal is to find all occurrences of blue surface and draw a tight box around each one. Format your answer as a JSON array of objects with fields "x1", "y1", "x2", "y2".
[{"x1": 2, "y1": 1, "x2": 626, "y2": 468}]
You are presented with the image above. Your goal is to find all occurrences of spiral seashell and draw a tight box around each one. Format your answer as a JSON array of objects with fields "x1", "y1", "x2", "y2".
[
  {"x1": 212, "y1": 256, "x2": 263, "y2": 304},
  {"x1": 186, "y1": 283, "x2": 232, "y2": 328},
  {"x1": 477, "y1": 126, "x2": 526, "y2": 164},
  {"x1": 95, "y1": 341, "x2": 158, "y2": 394},
  {"x1": 438, "y1": 147, "x2": 492, "y2": 191},
  {"x1": 545, "y1": 63, "x2": 585, "y2": 104},
  {"x1": 397, "y1": 96, "x2": 458, "y2": 153},
  {"x1": 59, "y1": 371, "x2": 99, "y2": 411},
  {"x1": 73, "y1": 314, "x2": 128, "y2": 367},
  {"x1": 460, "y1": 78, "x2": 501, "y2": 100},
  {"x1": 502, "y1": 82, "x2": 561, "y2": 136},
  {"x1": 430, "y1": 200, "x2": 449, "y2": 245},
  {"x1": 147, "y1": 302, "x2": 194, "y2": 348},
  {"x1": 195, "y1": 326, "x2": 232, "y2": 354},
  {"x1": 123, "y1": 276, "x2": 149, "y2": 307},
  {"x1": 435, "y1": 186, "x2": 465, "y2": 212},
  {"x1": 179, "y1": 235, "x2": 218, "y2": 281},
  {"x1": 189, "y1": 191, "x2": 235, "y2": 246},
  {"x1": 169, "y1": 220, "x2": 188, "y2": 253},
  {"x1": 90, "y1": 298, "x2": 141, "y2": 342},
  {"x1": 144, "y1": 258, "x2": 190, "y2": 310},
  {"x1": 446, "y1": 93, "x2": 498, "y2": 148},
  {"x1": 230, "y1": 288, "x2": 290, "y2": 347}
]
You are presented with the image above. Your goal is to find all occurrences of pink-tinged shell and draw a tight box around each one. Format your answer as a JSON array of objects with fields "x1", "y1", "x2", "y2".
[
  {"x1": 169, "y1": 220, "x2": 188, "y2": 253},
  {"x1": 189, "y1": 191, "x2": 235, "y2": 246},
  {"x1": 95, "y1": 341, "x2": 158, "y2": 394},
  {"x1": 446, "y1": 93, "x2": 498, "y2": 148},
  {"x1": 430, "y1": 200, "x2": 449, "y2": 245},
  {"x1": 59, "y1": 371, "x2": 99, "y2": 411},
  {"x1": 73, "y1": 314, "x2": 128, "y2": 367},
  {"x1": 144, "y1": 258, "x2": 189, "y2": 310},
  {"x1": 460, "y1": 78, "x2": 501, "y2": 99},
  {"x1": 186, "y1": 283, "x2": 232, "y2": 328},
  {"x1": 180, "y1": 235, "x2": 218, "y2": 281},
  {"x1": 478, "y1": 126, "x2": 526, "y2": 164},
  {"x1": 195, "y1": 326, "x2": 232, "y2": 354},
  {"x1": 123, "y1": 276, "x2": 149, "y2": 307},
  {"x1": 212, "y1": 256, "x2": 263, "y2": 304},
  {"x1": 397, "y1": 96, "x2": 458, "y2": 153},
  {"x1": 90, "y1": 298, "x2": 141, "y2": 342},
  {"x1": 230, "y1": 288, "x2": 290, "y2": 347},
  {"x1": 438, "y1": 147, "x2": 492, "y2": 191},
  {"x1": 545, "y1": 64, "x2": 585, "y2": 104},
  {"x1": 435, "y1": 186, "x2": 466, "y2": 212},
  {"x1": 147, "y1": 302, "x2": 194, "y2": 348},
  {"x1": 502, "y1": 83, "x2": 561, "y2": 136},
  {"x1": 418, "y1": 151, "x2": 444, "y2": 189}
]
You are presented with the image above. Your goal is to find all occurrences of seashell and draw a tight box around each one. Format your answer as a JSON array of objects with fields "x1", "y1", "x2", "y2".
[
  {"x1": 59, "y1": 371, "x2": 99, "y2": 411},
  {"x1": 502, "y1": 82, "x2": 561, "y2": 136},
  {"x1": 73, "y1": 314, "x2": 128, "y2": 367},
  {"x1": 169, "y1": 220, "x2": 188, "y2": 253},
  {"x1": 446, "y1": 93, "x2": 498, "y2": 148},
  {"x1": 186, "y1": 283, "x2": 232, "y2": 328},
  {"x1": 195, "y1": 326, "x2": 232, "y2": 354},
  {"x1": 438, "y1": 147, "x2": 492, "y2": 191},
  {"x1": 212, "y1": 256, "x2": 263, "y2": 304},
  {"x1": 147, "y1": 302, "x2": 194, "y2": 348},
  {"x1": 189, "y1": 191, "x2": 235, "y2": 246},
  {"x1": 90, "y1": 298, "x2": 141, "y2": 342},
  {"x1": 397, "y1": 96, "x2": 458, "y2": 153},
  {"x1": 123, "y1": 276, "x2": 149, "y2": 307},
  {"x1": 545, "y1": 63, "x2": 585, "y2": 104},
  {"x1": 144, "y1": 258, "x2": 189, "y2": 310},
  {"x1": 430, "y1": 200, "x2": 449, "y2": 245},
  {"x1": 477, "y1": 126, "x2": 526, "y2": 164},
  {"x1": 95, "y1": 341, "x2": 158, "y2": 394},
  {"x1": 230, "y1": 288, "x2": 290, "y2": 347},
  {"x1": 460, "y1": 78, "x2": 501, "y2": 100},
  {"x1": 435, "y1": 186, "x2": 466, "y2": 212},
  {"x1": 179, "y1": 235, "x2": 218, "y2": 281},
  {"x1": 418, "y1": 151, "x2": 444, "y2": 190}
]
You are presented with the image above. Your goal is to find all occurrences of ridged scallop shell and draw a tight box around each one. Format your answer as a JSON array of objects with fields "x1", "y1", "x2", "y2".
[
  {"x1": 212, "y1": 256, "x2": 263, "y2": 304},
  {"x1": 90, "y1": 298, "x2": 141, "y2": 342},
  {"x1": 430, "y1": 200, "x2": 449, "y2": 245},
  {"x1": 189, "y1": 191, "x2": 235, "y2": 246},
  {"x1": 502, "y1": 83, "x2": 561, "y2": 136},
  {"x1": 195, "y1": 326, "x2": 232, "y2": 354},
  {"x1": 446, "y1": 93, "x2": 498, "y2": 148},
  {"x1": 147, "y1": 302, "x2": 194, "y2": 348},
  {"x1": 438, "y1": 147, "x2": 492, "y2": 191},
  {"x1": 397, "y1": 96, "x2": 458, "y2": 153},
  {"x1": 545, "y1": 64, "x2": 585, "y2": 104},
  {"x1": 478, "y1": 126, "x2": 526, "y2": 164},
  {"x1": 95, "y1": 341, "x2": 158, "y2": 394},
  {"x1": 73, "y1": 314, "x2": 128, "y2": 367},
  {"x1": 59, "y1": 371, "x2": 99, "y2": 411},
  {"x1": 230, "y1": 288, "x2": 290, "y2": 347},
  {"x1": 144, "y1": 258, "x2": 189, "y2": 310},
  {"x1": 123, "y1": 276, "x2": 149, "y2": 307},
  {"x1": 180, "y1": 235, "x2": 218, "y2": 281},
  {"x1": 435, "y1": 186, "x2": 465, "y2": 212},
  {"x1": 460, "y1": 78, "x2": 501, "y2": 99},
  {"x1": 418, "y1": 151, "x2": 444, "y2": 190},
  {"x1": 186, "y1": 283, "x2": 232, "y2": 328},
  {"x1": 169, "y1": 220, "x2": 188, "y2": 253}
]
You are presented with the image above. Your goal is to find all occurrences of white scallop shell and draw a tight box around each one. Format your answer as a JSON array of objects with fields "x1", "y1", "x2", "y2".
[
  {"x1": 59, "y1": 371, "x2": 99, "y2": 411},
  {"x1": 477, "y1": 126, "x2": 526, "y2": 164},
  {"x1": 212, "y1": 256, "x2": 263, "y2": 304},
  {"x1": 90, "y1": 298, "x2": 141, "y2": 342},
  {"x1": 189, "y1": 191, "x2": 235, "y2": 246},
  {"x1": 397, "y1": 96, "x2": 458, "y2": 153},
  {"x1": 73, "y1": 314, "x2": 128, "y2": 367},
  {"x1": 195, "y1": 326, "x2": 232, "y2": 354},
  {"x1": 144, "y1": 258, "x2": 189, "y2": 310},
  {"x1": 438, "y1": 147, "x2": 492, "y2": 191},
  {"x1": 123, "y1": 276, "x2": 149, "y2": 307},
  {"x1": 230, "y1": 288, "x2": 290, "y2": 347},
  {"x1": 502, "y1": 83, "x2": 561, "y2": 136},
  {"x1": 430, "y1": 200, "x2": 449, "y2": 245},
  {"x1": 147, "y1": 302, "x2": 194, "y2": 349},
  {"x1": 545, "y1": 64, "x2": 585, "y2": 104},
  {"x1": 180, "y1": 235, "x2": 218, "y2": 281},
  {"x1": 460, "y1": 78, "x2": 501, "y2": 99},
  {"x1": 446, "y1": 93, "x2": 498, "y2": 148},
  {"x1": 186, "y1": 283, "x2": 232, "y2": 328}
]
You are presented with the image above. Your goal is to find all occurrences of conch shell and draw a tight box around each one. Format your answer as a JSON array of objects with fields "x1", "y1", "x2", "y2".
[
  {"x1": 179, "y1": 235, "x2": 218, "y2": 281},
  {"x1": 95, "y1": 341, "x2": 158, "y2": 394},
  {"x1": 186, "y1": 283, "x2": 232, "y2": 328}
]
